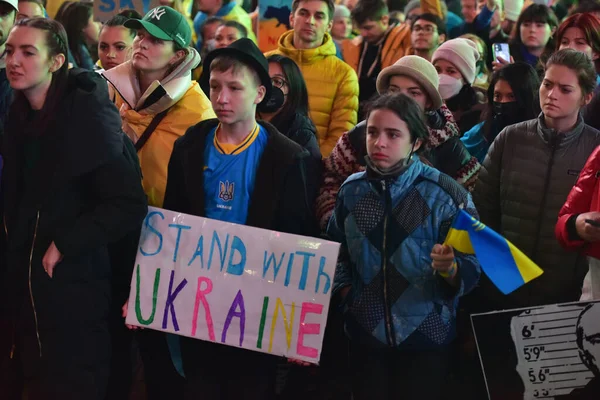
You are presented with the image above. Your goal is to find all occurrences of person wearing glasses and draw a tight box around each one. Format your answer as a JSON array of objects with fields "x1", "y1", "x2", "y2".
[
  {"x1": 410, "y1": 13, "x2": 446, "y2": 62},
  {"x1": 257, "y1": 54, "x2": 321, "y2": 160},
  {"x1": 342, "y1": 0, "x2": 442, "y2": 118}
]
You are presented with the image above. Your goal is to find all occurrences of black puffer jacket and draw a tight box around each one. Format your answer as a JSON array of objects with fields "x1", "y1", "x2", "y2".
[
  {"x1": 474, "y1": 114, "x2": 600, "y2": 309},
  {"x1": 0, "y1": 70, "x2": 147, "y2": 399},
  {"x1": 274, "y1": 112, "x2": 321, "y2": 161}
]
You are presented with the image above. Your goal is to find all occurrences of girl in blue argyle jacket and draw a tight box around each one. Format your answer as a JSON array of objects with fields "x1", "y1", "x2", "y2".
[{"x1": 327, "y1": 93, "x2": 481, "y2": 400}]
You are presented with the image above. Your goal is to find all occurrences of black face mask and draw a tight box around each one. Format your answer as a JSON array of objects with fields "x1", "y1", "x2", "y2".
[
  {"x1": 493, "y1": 101, "x2": 521, "y2": 130},
  {"x1": 257, "y1": 86, "x2": 285, "y2": 114}
]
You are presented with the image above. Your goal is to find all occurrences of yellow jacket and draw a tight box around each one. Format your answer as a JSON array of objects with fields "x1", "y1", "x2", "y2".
[
  {"x1": 46, "y1": 0, "x2": 66, "y2": 18},
  {"x1": 266, "y1": 31, "x2": 358, "y2": 157},
  {"x1": 224, "y1": 4, "x2": 257, "y2": 43},
  {"x1": 102, "y1": 49, "x2": 215, "y2": 207},
  {"x1": 342, "y1": 0, "x2": 441, "y2": 73}
]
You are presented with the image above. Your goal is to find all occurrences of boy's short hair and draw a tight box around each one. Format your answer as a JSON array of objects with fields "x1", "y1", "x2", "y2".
[
  {"x1": 411, "y1": 13, "x2": 446, "y2": 36},
  {"x1": 291, "y1": 0, "x2": 335, "y2": 22},
  {"x1": 352, "y1": 0, "x2": 388, "y2": 25},
  {"x1": 220, "y1": 20, "x2": 248, "y2": 38},
  {"x1": 200, "y1": 16, "x2": 224, "y2": 40},
  {"x1": 210, "y1": 55, "x2": 261, "y2": 88}
]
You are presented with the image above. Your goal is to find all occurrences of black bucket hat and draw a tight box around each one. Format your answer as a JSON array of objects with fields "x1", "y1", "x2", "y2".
[{"x1": 200, "y1": 38, "x2": 272, "y2": 106}]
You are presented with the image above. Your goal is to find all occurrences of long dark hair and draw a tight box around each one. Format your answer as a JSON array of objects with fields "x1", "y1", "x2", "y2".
[
  {"x1": 56, "y1": 1, "x2": 93, "y2": 67},
  {"x1": 8, "y1": 18, "x2": 69, "y2": 136},
  {"x1": 101, "y1": 9, "x2": 142, "y2": 38},
  {"x1": 54, "y1": 0, "x2": 73, "y2": 21},
  {"x1": 511, "y1": 4, "x2": 558, "y2": 58},
  {"x1": 264, "y1": 54, "x2": 310, "y2": 131},
  {"x1": 482, "y1": 63, "x2": 540, "y2": 142}
]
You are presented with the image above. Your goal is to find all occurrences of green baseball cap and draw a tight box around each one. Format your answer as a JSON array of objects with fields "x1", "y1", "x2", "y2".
[{"x1": 124, "y1": 6, "x2": 191, "y2": 49}]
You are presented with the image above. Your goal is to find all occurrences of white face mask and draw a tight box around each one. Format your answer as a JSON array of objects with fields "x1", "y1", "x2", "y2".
[{"x1": 438, "y1": 74, "x2": 464, "y2": 100}]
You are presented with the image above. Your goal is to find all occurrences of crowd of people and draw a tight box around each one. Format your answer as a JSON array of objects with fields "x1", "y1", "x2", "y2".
[{"x1": 1, "y1": 0, "x2": 600, "y2": 399}]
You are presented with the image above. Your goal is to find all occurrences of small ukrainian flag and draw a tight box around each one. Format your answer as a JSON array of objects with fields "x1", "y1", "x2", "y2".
[{"x1": 445, "y1": 210, "x2": 544, "y2": 295}]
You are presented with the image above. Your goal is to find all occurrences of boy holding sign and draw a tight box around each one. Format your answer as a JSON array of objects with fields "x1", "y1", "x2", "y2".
[{"x1": 163, "y1": 38, "x2": 320, "y2": 398}]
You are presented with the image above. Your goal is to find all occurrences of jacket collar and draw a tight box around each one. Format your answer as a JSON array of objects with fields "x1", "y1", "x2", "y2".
[
  {"x1": 102, "y1": 48, "x2": 200, "y2": 114},
  {"x1": 178, "y1": 119, "x2": 305, "y2": 229},
  {"x1": 536, "y1": 112, "x2": 585, "y2": 148},
  {"x1": 275, "y1": 30, "x2": 337, "y2": 64},
  {"x1": 363, "y1": 157, "x2": 424, "y2": 196}
]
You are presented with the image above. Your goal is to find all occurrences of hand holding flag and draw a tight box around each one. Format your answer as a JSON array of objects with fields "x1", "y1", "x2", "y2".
[
  {"x1": 431, "y1": 244, "x2": 458, "y2": 281},
  {"x1": 444, "y1": 210, "x2": 543, "y2": 295}
]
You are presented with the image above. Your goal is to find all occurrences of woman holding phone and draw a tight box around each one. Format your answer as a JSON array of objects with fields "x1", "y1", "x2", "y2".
[{"x1": 492, "y1": 4, "x2": 558, "y2": 73}]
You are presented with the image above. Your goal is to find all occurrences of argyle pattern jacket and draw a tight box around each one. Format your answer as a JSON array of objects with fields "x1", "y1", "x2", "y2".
[{"x1": 328, "y1": 159, "x2": 481, "y2": 348}]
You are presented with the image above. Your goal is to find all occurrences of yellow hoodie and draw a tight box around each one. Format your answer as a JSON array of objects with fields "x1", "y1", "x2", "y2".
[
  {"x1": 102, "y1": 49, "x2": 215, "y2": 207},
  {"x1": 266, "y1": 32, "x2": 358, "y2": 157}
]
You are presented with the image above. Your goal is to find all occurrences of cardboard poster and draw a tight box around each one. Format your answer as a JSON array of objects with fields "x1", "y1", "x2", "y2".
[
  {"x1": 126, "y1": 207, "x2": 340, "y2": 363},
  {"x1": 258, "y1": 0, "x2": 292, "y2": 52},
  {"x1": 94, "y1": 0, "x2": 160, "y2": 22},
  {"x1": 472, "y1": 301, "x2": 600, "y2": 399}
]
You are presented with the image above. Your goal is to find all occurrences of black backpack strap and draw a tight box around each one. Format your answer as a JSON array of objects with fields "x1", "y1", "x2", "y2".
[{"x1": 135, "y1": 109, "x2": 169, "y2": 151}]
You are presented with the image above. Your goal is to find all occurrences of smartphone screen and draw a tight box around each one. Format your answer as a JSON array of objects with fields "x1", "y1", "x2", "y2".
[{"x1": 493, "y1": 43, "x2": 511, "y2": 62}]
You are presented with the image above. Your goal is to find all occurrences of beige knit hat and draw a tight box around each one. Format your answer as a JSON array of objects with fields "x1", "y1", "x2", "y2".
[
  {"x1": 431, "y1": 38, "x2": 480, "y2": 85},
  {"x1": 376, "y1": 55, "x2": 443, "y2": 110}
]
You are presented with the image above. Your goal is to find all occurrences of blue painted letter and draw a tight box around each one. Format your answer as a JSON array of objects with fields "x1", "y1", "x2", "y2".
[
  {"x1": 98, "y1": 0, "x2": 115, "y2": 12},
  {"x1": 188, "y1": 235, "x2": 204, "y2": 268},
  {"x1": 226, "y1": 236, "x2": 246, "y2": 276},
  {"x1": 168, "y1": 223, "x2": 191, "y2": 262},
  {"x1": 296, "y1": 251, "x2": 315, "y2": 291},
  {"x1": 208, "y1": 231, "x2": 229, "y2": 271},
  {"x1": 140, "y1": 211, "x2": 164, "y2": 256},
  {"x1": 262, "y1": 251, "x2": 286, "y2": 280},
  {"x1": 315, "y1": 256, "x2": 331, "y2": 294}
]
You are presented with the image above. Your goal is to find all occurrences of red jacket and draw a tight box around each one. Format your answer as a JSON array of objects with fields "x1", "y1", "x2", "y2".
[{"x1": 556, "y1": 145, "x2": 600, "y2": 258}]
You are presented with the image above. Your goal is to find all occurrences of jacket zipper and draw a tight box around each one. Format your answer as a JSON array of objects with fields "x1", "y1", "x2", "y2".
[
  {"x1": 28, "y1": 211, "x2": 42, "y2": 357},
  {"x1": 4, "y1": 215, "x2": 16, "y2": 359},
  {"x1": 528, "y1": 139, "x2": 557, "y2": 302},
  {"x1": 381, "y1": 180, "x2": 395, "y2": 346},
  {"x1": 532, "y1": 140, "x2": 557, "y2": 258}
]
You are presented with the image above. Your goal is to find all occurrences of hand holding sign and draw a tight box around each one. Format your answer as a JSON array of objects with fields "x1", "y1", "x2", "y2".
[
  {"x1": 122, "y1": 299, "x2": 144, "y2": 330},
  {"x1": 42, "y1": 241, "x2": 63, "y2": 278}
]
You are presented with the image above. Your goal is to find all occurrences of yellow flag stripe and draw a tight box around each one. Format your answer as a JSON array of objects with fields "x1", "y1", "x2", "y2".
[
  {"x1": 444, "y1": 228, "x2": 475, "y2": 254},
  {"x1": 508, "y1": 242, "x2": 544, "y2": 283}
]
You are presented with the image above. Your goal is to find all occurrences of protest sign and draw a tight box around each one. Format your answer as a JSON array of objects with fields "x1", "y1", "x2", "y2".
[
  {"x1": 126, "y1": 207, "x2": 340, "y2": 363},
  {"x1": 94, "y1": 0, "x2": 160, "y2": 22},
  {"x1": 472, "y1": 301, "x2": 600, "y2": 399},
  {"x1": 258, "y1": 0, "x2": 291, "y2": 52}
]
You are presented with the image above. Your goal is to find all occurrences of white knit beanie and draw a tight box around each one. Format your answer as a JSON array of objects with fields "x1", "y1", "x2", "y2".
[
  {"x1": 376, "y1": 56, "x2": 443, "y2": 110},
  {"x1": 504, "y1": 0, "x2": 525, "y2": 21},
  {"x1": 334, "y1": 5, "x2": 351, "y2": 20},
  {"x1": 404, "y1": 0, "x2": 421, "y2": 16},
  {"x1": 432, "y1": 38, "x2": 480, "y2": 85}
]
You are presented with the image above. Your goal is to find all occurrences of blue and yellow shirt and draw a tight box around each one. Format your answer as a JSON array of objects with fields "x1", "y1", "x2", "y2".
[{"x1": 203, "y1": 123, "x2": 268, "y2": 224}]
